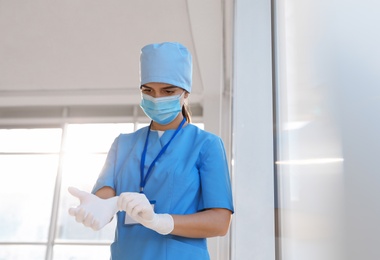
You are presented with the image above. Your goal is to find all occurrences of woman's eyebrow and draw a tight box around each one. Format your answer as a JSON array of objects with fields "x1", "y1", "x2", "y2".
[
  {"x1": 161, "y1": 85, "x2": 178, "y2": 90},
  {"x1": 141, "y1": 85, "x2": 179, "y2": 90}
]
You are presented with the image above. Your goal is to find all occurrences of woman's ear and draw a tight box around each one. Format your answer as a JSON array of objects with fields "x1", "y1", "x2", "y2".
[{"x1": 184, "y1": 92, "x2": 190, "y2": 99}]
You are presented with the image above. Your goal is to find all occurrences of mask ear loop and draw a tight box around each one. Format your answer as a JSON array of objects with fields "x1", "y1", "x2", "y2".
[
  {"x1": 183, "y1": 91, "x2": 189, "y2": 101},
  {"x1": 179, "y1": 91, "x2": 187, "y2": 109}
]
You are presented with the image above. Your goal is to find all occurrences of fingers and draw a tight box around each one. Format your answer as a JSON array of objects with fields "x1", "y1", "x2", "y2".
[
  {"x1": 117, "y1": 192, "x2": 134, "y2": 211},
  {"x1": 75, "y1": 208, "x2": 87, "y2": 223},
  {"x1": 68, "y1": 187, "x2": 91, "y2": 223},
  {"x1": 68, "y1": 186, "x2": 87, "y2": 200},
  {"x1": 69, "y1": 207, "x2": 96, "y2": 228},
  {"x1": 91, "y1": 219, "x2": 101, "y2": 231},
  {"x1": 125, "y1": 197, "x2": 140, "y2": 216},
  {"x1": 83, "y1": 213, "x2": 94, "y2": 227},
  {"x1": 118, "y1": 193, "x2": 149, "y2": 216},
  {"x1": 67, "y1": 188, "x2": 117, "y2": 231},
  {"x1": 68, "y1": 207, "x2": 78, "y2": 216},
  {"x1": 128, "y1": 201, "x2": 144, "y2": 218}
]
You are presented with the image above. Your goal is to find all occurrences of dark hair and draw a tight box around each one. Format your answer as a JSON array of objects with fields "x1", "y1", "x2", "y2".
[{"x1": 182, "y1": 103, "x2": 191, "y2": 123}]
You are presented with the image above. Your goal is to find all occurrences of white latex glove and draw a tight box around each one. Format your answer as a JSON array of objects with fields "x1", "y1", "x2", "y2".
[
  {"x1": 68, "y1": 187, "x2": 119, "y2": 231},
  {"x1": 117, "y1": 192, "x2": 174, "y2": 235}
]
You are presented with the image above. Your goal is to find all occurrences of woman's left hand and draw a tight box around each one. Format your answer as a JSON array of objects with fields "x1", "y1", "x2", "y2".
[
  {"x1": 117, "y1": 192, "x2": 154, "y2": 221},
  {"x1": 117, "y1": 192, "x2": 174, "y2": 235}
]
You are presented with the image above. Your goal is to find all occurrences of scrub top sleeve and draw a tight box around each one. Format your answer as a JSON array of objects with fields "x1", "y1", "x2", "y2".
[
  {"x1": 91, "y1": 136, "x2": 119, "y2": 194},
  {"x1": 198, "y1": 136, "x2": 234, "y2": 213}
]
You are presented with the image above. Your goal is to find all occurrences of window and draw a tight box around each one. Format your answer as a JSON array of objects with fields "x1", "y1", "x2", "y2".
[
  {"x1": 0, "y1": 124, "x2": 133, "y2": 259},
  {"x1": 0, "y1": 120, "x2": 204, "y2": 259}
]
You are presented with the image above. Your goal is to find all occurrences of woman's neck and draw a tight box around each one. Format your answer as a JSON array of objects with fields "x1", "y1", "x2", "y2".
[{"x1": 150, "y1": 114, "x2": 186, "y2": 131}]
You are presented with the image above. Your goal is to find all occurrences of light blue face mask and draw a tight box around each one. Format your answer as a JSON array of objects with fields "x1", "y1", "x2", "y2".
[{"x1": 140, "y1": 92, "x2": 184, "y2": 125}]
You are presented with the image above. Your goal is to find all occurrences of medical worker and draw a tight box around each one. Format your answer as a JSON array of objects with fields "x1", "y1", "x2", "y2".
[{"x1": 68, "y1": 42, "x2": 234, "y2": 259}]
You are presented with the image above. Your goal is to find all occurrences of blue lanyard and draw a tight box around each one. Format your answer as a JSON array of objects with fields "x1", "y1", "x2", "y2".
[{"x1": 140, "y1": 117, "x2": 186, "y2": 193}]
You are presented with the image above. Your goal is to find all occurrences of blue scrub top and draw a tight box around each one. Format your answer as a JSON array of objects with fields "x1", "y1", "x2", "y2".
[{"x1": 92, "y1": 124, "x2": 234, "y2": 260}]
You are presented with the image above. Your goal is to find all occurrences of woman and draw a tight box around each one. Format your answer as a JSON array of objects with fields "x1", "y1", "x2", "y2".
[{"x1": 69, "y1": 42, "x2": 234, "y2": 259}]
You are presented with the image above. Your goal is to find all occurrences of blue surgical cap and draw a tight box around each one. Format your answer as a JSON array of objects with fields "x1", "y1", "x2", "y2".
[{"x1": 140, "y1": 42, "x2": 193, "y2": 93}]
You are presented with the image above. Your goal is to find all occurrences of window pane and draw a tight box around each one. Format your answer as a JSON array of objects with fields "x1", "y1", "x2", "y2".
[
  {"x1": 137, "y1": 123, "x2": 149, "y2": 130},
  {"x1": 53, "y1": 245, "x2": 111, "y2": 260},
  {"x1": 64, "y1": 123, "x2": 133, "y2": 153},
  {"x1": 0, "y1": 155, "x2": 58, "y2": 242},
  {"x1": 0, "y1": 245, "x2": 46, "y2": 260},
  {"x1": 0, "y1": 128, "x2": 62, "y2": 153},
  {"x1": 193, "y1": 123, "x2": 204, "y2": 130},
  {"x1": 56, "y1": 217, "x2": 116, "y2": 242},
  {"x1": 60, "y1": 153, "x2": 107, "y2": 191}
]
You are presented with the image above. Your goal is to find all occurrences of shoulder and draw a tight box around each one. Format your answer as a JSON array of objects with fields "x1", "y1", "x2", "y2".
[
  {"x1": 183, "y1": 124, "x2": 225, "y2": 148},
  {"x1": 114, "y1": 126, "x2": 149, "y2": 143},
  {"x1": 183, "y1": 123, "x2": 217, "y2": 136}
]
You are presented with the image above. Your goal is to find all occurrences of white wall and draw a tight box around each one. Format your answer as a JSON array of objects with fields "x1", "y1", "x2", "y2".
[
  {"x1": 273, "y1": 1, "x2": 380, "y2": 259},
  {"x1": 231, "y1": 0, "x2": 276, "y2": 259}
]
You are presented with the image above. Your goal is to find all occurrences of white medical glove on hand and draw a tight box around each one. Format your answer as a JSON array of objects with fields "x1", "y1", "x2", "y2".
[
  {"x1": 68, "y1": 187, "x2": 119, "y2": 231},
  {"x1": 117, "y1": 192, "x2": 174, "y2": 235}
]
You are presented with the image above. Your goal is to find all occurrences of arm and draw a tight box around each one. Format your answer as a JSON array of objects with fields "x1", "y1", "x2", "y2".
[
  {"x1": 95, "y1": 186, "x2": 116, "y2": 199},
  {"x1": 171, "y1": 208, "x2": 232, "y2": 238},
  {"x1": 118, "y1": 192, "x2": 233, "y2": 237}
]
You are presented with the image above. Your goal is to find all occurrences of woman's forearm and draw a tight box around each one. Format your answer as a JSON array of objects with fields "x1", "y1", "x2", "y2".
[
  {"x1": 95, "y1": 186, "x2": 116, "y2": 199},
  {"x1": 96, "y1": 187, "x2": 232, "y2": 238},
  {"x1": 171, "y1": 208, "x2": 232, "y2": 238}
]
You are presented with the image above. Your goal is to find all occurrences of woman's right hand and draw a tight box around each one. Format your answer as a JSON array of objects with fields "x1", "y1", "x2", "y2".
[{"x1": 68, "y1": 187, "x2": 119, "y2": 231}]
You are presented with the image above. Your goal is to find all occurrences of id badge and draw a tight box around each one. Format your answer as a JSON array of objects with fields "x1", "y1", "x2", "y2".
[
  {"x1": 124, "y1": 213, "x2": 139, "y2": 225},
  {"x1": 124, "y1": 201, "x2": 156, "y2": 225}
]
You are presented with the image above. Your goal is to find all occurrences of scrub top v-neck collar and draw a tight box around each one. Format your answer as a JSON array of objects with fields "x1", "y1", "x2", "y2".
[{"x1": 139, "y1": 117, "x2": 187, "y2": 193}]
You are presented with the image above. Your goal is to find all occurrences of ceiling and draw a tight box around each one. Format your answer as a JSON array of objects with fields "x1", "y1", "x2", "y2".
[{"x1": 0, "y1": 0, "x2": 233, "y2": 113}]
